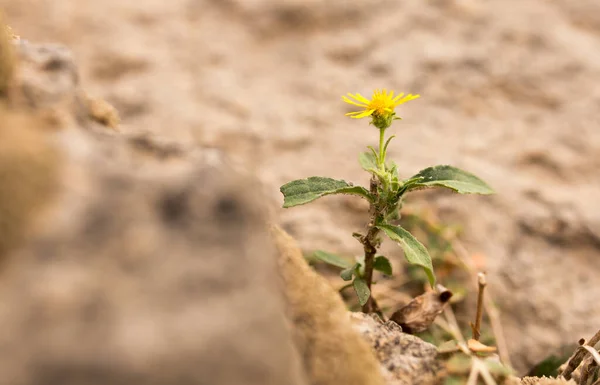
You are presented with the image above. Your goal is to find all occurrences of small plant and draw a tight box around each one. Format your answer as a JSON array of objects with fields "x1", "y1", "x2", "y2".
[{"x1": 280, "y1": 89, "x2": 494, "y2": 313}]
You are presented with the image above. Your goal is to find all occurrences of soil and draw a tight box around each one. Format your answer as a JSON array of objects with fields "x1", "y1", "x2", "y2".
[{"x1": 3, "y1": 0, "x2": 600, "y2": 374}]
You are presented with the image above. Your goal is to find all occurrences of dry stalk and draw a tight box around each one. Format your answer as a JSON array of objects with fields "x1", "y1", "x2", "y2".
[
  {"x1": 581, "y1": 346, "x2": 600, "y2": 366},
  {"x1": 444, "y1": 304, "x2": 467, "y2": 345},
  {"x1": 453, "y1": 239, "x2": 512, "y2": 368},
  {"x1": 562, "y1": 329, "x2": 600, "y2": 380},
  {"x1": 471, "y1": 272, "x2": 487, "y2": 341},
  {"x1": 579, "y1": 348, "x2": 600, "y2": 385},
  {"x1": 441, "y1": 303, "x2": 498, "y2": 385},
  {"x1": 580, "y1": 357, "x2": 593, "y2": 385},
  {"x1": 466, "y1": 360, "x2": 479, "y2": 385}
]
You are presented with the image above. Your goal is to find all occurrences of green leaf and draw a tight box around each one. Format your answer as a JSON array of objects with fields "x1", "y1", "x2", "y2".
[
  {"x1": 383, "y1": 135, "x2": 396, "y2": 155},
  {"x1": 396, "y1": 176, "x2": 424, "y2": 198},
  {"x1": 366, "y1": 146, "x2": 378, "y2": 161},
  {"x1": 355, "y1": 255, "x2": 365, "y2": 276},
  {"x1": 376, "y1": 224, "x2": 435, "y2": 287},
  {"x1": 386, "y1": 160, "x2": 401, "y2": 191},
  {"x1": 387, "y1": 160, "x2": 399, "y2": 178},
  {"x1": 280, "y1": 177, "x2": 373, "y2": 208},
  {"x1": 386, "y1": 207, "x2": 400, "y2": 221},
  {"x1": 353, "y1": 277, "x2": 371, "y2": 306},
  {"x1": 340, "y1": 263, "x2": 359, "y2": 281},
  {"x1": 373, "y1": 256, "x2": 393, "y2": 276},
  {"x1": 313, "y1": 250, "x2": 353, "y2": 269},
  {"x1": 405, "y1": 165, "x2": 494, "y2": 195},
  {"x1": 358, "y1": 152, "x2": 378, "y2": 173}
]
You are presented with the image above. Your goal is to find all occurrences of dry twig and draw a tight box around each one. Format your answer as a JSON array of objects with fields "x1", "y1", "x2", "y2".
[
  {"x1": 579, "y1": 347, "x2": 600, "y2": 385},
  {"x1": 470, "y1": 272, "x2": 487, "y2": 341},
  {"x1": 581, "y1": 346, "x2": 600, "y2": 366},
  {"x1": 561, "y1": 329, "x2": 600, "y2": 380},
  {"x1": 579, "y1": 357, "x2": 593, "y2": 385},
  {"x1": 453, "y1": 239, "x2": 512, "y2": 368},
  {"x1": 441, "y1": 304, "x2": 499, "y2": 385}
]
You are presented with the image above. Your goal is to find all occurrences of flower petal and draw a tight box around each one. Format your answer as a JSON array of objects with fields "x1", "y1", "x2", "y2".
[
  {"x1": 394, "y1": 94, "x2": 420, "y2": 106},
  {"x1": 350, "y1": 93, "x2": 371, "y2": 104},
  {"x1": 353, "y1": 109, "x2": 375, "y2": 118},
  {"x1": 392, "y1": 93, "x2": 405, "y2": 103},
  {"x1": 342, "y1": 95, "x2": 368, "y2": 108}
]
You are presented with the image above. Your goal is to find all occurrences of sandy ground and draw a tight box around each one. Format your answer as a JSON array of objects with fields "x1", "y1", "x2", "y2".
[{"x1": 3, "y1": 0, "x2": 600, "y2": 372}]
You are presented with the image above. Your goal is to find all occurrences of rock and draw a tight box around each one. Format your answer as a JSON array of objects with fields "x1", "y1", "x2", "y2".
[
  {"x1": 0, "y1": 108, "x2": 59, "y2": 258},
  {"x1": 0, "y1": 30, "x2": 391, "y2": 385},
  {"x1": 0, "y1": 127, "x2": 308, "y2": 385},
  {"x1": 350, "y1": 313, "x2": 442, "y2": 385},
  {"x1": 0, "y1": 27, "x2": 307, "y2": 384},
  {"x1": 82, "y1": 92, "x2": 120, "y2": 130},
  {"x1": 272, "y1": 226, "x2": 385, "y2": 385},
  {"x1": 9, "y1": 36, "x2": 119, "y2": 131},
  {"x1": 0, "y1": 17, "x2": 16, "y2": 95}
]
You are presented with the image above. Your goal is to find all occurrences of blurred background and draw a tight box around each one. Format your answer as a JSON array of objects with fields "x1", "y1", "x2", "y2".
[{"x1": 3, "y1": 0, "x2": 599, "y2": 374}]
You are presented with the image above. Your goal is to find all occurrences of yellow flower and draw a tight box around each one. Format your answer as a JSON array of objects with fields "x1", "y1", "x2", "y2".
[{"x1": 342, "y1": 89, "x2": 420, "y2": 129}]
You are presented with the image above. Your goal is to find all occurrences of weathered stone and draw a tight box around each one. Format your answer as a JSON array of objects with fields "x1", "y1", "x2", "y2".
[
  {"x1": 0, "y1": 128, "x2": 308, "y2": 385},
  {"x1": 0, "y1": 108, "x2": 59, "y2": 258},
  {"x1": 9, "y1": 37, "x2": 118, "y2": 131},
  {"x1": 350, "y1": 313, "x2": 442, "y2": 385},
  {"x1": 273, "y1": 226, "x2": 385, "y2": 385}
]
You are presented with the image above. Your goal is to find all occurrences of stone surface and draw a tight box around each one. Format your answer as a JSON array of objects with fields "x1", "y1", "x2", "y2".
[
  {"x1": 350, "y1": 313, "x2": 442, "y2": 385},
  {"x1": 0, "y1": 28, "x2": 308, "y2": 384},
  {"x1": 9, "y1": 36, "x2": 119, "y2": 132},
  {"x1": 0, "y1": 108, "x2": 59, "y2": 258},
  {"x1": 0, "y1": 28, "x2": 392, "y2": 385},
  {"x1": 273, "y1": 226, "x2": 385, "y2": 385},
  {"x1": 0, "y1": 125, "x2": 309, "y2": 384}
]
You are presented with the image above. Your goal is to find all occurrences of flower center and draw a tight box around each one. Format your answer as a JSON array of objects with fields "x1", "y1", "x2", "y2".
[{"x1": 369, "y1": 98, "x2": 391, "y2": 116}]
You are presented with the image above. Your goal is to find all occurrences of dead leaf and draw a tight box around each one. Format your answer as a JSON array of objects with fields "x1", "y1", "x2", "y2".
[
  {"x1": 468, "y1": 339, "x2": 498, "y2": 354},
  {"x1": 390, "y1": 284, "x2": 453, "y2": 334}
]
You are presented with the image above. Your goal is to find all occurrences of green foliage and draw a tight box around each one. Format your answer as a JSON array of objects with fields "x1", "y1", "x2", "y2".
[
  {"x1": 386, "y1": 161, "x2": 401, "y2": 192},
  {"x1": 399, "y1": 212, "x2": 468, "y2": 296},
  {"x1": 358, "y1": 151, "x2": 378, "y2": 173},
  {"x1": 340, "y1": 263, "x2": 359, "y2": 281},
  {"x1": 311, "y1": 251, "x2": 373, "y2": 306},
  {"x1": 406, "y1": 165, "x2": 495, "y2": 195},
  {"x1": 280, "y1": 90, "x2": 494, "y2": 309},
  {"x1": 352, "y1": 277, "x2": 370, "y2": 306},
  {"x1": 376, "y1": 224, "x2": 435, "y2": 286},
  {"x1": 280, "y1": 177, "x2": 373, "y2": 208},
  {"x1": 373, "y1": 256, "x2": 392, "y2": 276},
  {"x1": 313, "y1": 250, "x2": 353, "y2": 269}
]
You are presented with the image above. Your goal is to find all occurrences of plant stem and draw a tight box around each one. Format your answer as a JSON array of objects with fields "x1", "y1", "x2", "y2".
[
  {"x1": 359, "y1": 128, "x2": 390, "y2": 314},
  {"x1": 378, "y1": 128, "x2": 386, "y2": 171},
  {"x1": 360, "y1": 175, "x2": 382, "y2": 314}
]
